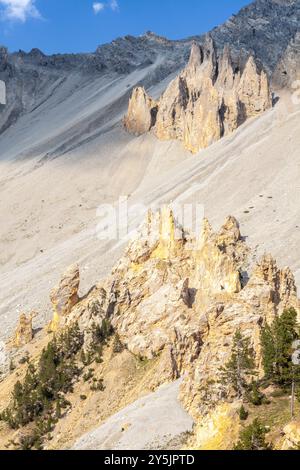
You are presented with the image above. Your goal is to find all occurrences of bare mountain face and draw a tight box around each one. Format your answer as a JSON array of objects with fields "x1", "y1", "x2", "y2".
[
  {"x1": 0, "y1": 0, "x2": 299, "y2": 452},
  {"x1": 0, "y1": 0, "x2": 298, "y2": 338},
  {"x1": 210, "y1": 0, "x2": 300, "y2": 73},
  {"x1": 0, "y1": 35, "x2": 189, "y2": 141},
  {"x1": 273, "y1": 31, "x2": 300, "y2": 87},
  {"x1": 0, "y1": 0, "x2": 299, "y2": 140},
  {"x1": 0, "y1": 0, "x2": 298, "y2": 326}
]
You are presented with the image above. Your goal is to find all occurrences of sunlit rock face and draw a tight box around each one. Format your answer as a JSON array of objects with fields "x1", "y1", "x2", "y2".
[
  {"x1": 123, "y1": 87, "x2": 158, "y2": 136},
  {"x1": 124, "y1": 37, "x2": 272, "y2": 153},
  {"x1": 61, "y1": 209, "x2": 297, "y2": 414},
  {"x1": 13, "y1": 313, "x2": 34, "y2": 348},
  {"x1": 49, "y1": 264, "x2": 80, "y2": 332},
  {"x1": 104, "y1": 209, "x2": 298, "y2": 416}
]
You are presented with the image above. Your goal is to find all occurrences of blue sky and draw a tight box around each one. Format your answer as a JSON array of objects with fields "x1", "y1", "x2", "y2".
[{"x1": 0, "y1": 0, "x2": 251, "y2": 54}]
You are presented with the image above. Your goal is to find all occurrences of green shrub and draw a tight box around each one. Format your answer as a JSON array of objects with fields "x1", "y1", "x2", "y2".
[
  {"x1": 112, "y1": 333, "x2": 124, "y2": 354},
  {"x1": 247, "y1": 381, "x2": 266, "y2": 406},
  {"x1": 85, "y1": 319, "x2": 114, "y2": 364},
  {"x1": 83, "y1": 369, "x2": 94, "y2": 382},
  {"x1": 19, "y1": 353, "x2": 30, "y2": 365},
  {"x1": 239, "y1": 405, "x2": 249, "y2": 421},
  {"x1": 234, "y1": 419, "x2": 272, "y2": 450},
  {"x1": 90, "y1": 378, "x2": 105, "y2": 392}
]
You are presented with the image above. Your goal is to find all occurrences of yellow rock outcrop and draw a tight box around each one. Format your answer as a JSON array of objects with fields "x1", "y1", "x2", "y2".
[
  {"x1": 124, "y1": 37, "x2": 272, "y2": 153},
  {"x1": 123, "y1": 87, "x2": 158, "y2": 136},
  {"x1": 49, "y1": 264, "x2": 80, "y2": 332},
  {"x1": 190, "y1": 403, "x2": 241, "y2": 450},
  {"x1": 14, "y1": 312, "x2": 35, "y2": 348},
  {"x1": 281, "y1": 421, "x2": 300, "y2": 449}
]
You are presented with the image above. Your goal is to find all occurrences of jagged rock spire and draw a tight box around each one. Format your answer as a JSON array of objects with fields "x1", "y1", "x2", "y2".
[
  {"x1": 187, "y1": 41, "x2": 203, "y2": 69},
  {"x1": 201, "y1": 34, "x2": 217, "y2": 80},
  {"x1": 123, "y1": 87, "x2": 158, "y2": 136},
  {"x1": 49, "y1": 264, "x2": 80, "y2": 332},
  {"x1": 217, "y1": 216, "x2": 241, "y2": 246},
  {"x1": 14, "y1": 312, "x2": 35, "y2": 348}
]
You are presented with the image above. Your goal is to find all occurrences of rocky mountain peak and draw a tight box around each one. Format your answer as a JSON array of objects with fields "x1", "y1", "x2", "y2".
[{"x1": 187, "y1": 41, "x2": 203, "y2": 70}]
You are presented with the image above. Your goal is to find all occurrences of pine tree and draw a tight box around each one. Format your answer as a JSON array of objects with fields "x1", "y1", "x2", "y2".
[
  {"x1": 261, "y1": 308, "x2": 299, "y2": 385},
  {"x1": 247, "y1": 380, "x2": 266, "y2": 406},
  {"x1": 2, "y1": 321, "x2": 83, "y2": 433},
  {"x1": 221, "y1": 329, "x2": 256, "y2": 398},
  {"x1": 234, "y1": 419, "x2": 272, "y2": 450}
]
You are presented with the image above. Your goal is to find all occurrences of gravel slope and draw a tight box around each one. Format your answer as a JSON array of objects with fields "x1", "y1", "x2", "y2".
[{"x1": 73, "y1": 380, "x2": 194, "y2": 450}]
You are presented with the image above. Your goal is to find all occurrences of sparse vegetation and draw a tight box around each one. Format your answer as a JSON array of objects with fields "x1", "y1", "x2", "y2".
[
  {"x1": 112, "y1": 333, "x2": 124, "y2": 354},
  {"x1": 85, "y1": 319, "x2": 114, "y2": 365},
  {"x1": 90, "y1": 377, "x2": 105, "y2": 392},
  {"x1": 0, "y1": 323, "x2": 83, "y2": 433},
  {"x1": 0, "y1": 319, "x2": 116, "y2": 449},
  {"x1": 234, "y1": 419, "x2": 273, "y2": 450},
  {"x1": 239, "y1": 405, "x2": 249, "y2": 421}
]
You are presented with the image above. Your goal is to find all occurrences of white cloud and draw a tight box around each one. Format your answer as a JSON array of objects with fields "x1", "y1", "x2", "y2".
[
  {"x1": 93, "y1": 2, "x2": 105, "y2": 15},
  {"x1": 0, "y1": 0, "x2": 40, "y2": 22},
  {"x1": 109, "y1": 0, "x2": 119, "y2": 12},
  {"x1": 93, "y1": 0, "x2": 119, "y2": 15}
]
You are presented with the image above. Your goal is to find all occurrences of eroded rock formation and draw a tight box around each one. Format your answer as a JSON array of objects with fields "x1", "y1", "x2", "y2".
[
  {"x1": 123, "y1": 87, "x2": 158, "y2": 135},
  {"x1": 124, "y1": 37, "x2": 272, "y2": 153},
  {"x1": 49, "y1": 264, "x2": 80, "y2": 331},
  {"x1": 4, "y1": 208, "x2": 300, "y2": 449},
  {"x1": 14, "y1": 312, "x2": 35, "y2": 348},
  {"x1": 64, "y1": 208, "x2": 299, "y2": 422}
]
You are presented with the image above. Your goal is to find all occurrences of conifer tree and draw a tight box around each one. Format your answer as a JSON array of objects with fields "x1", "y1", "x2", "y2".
[
  {"x1": 221, "y1": 329, "x2": 256, "y2": 398},
  {"x1": 261, "y1": 308, "x2": 299, "y2": 385},
  {"x1": 234, "y1": 419, "x2": 272, "y2": 451}
]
